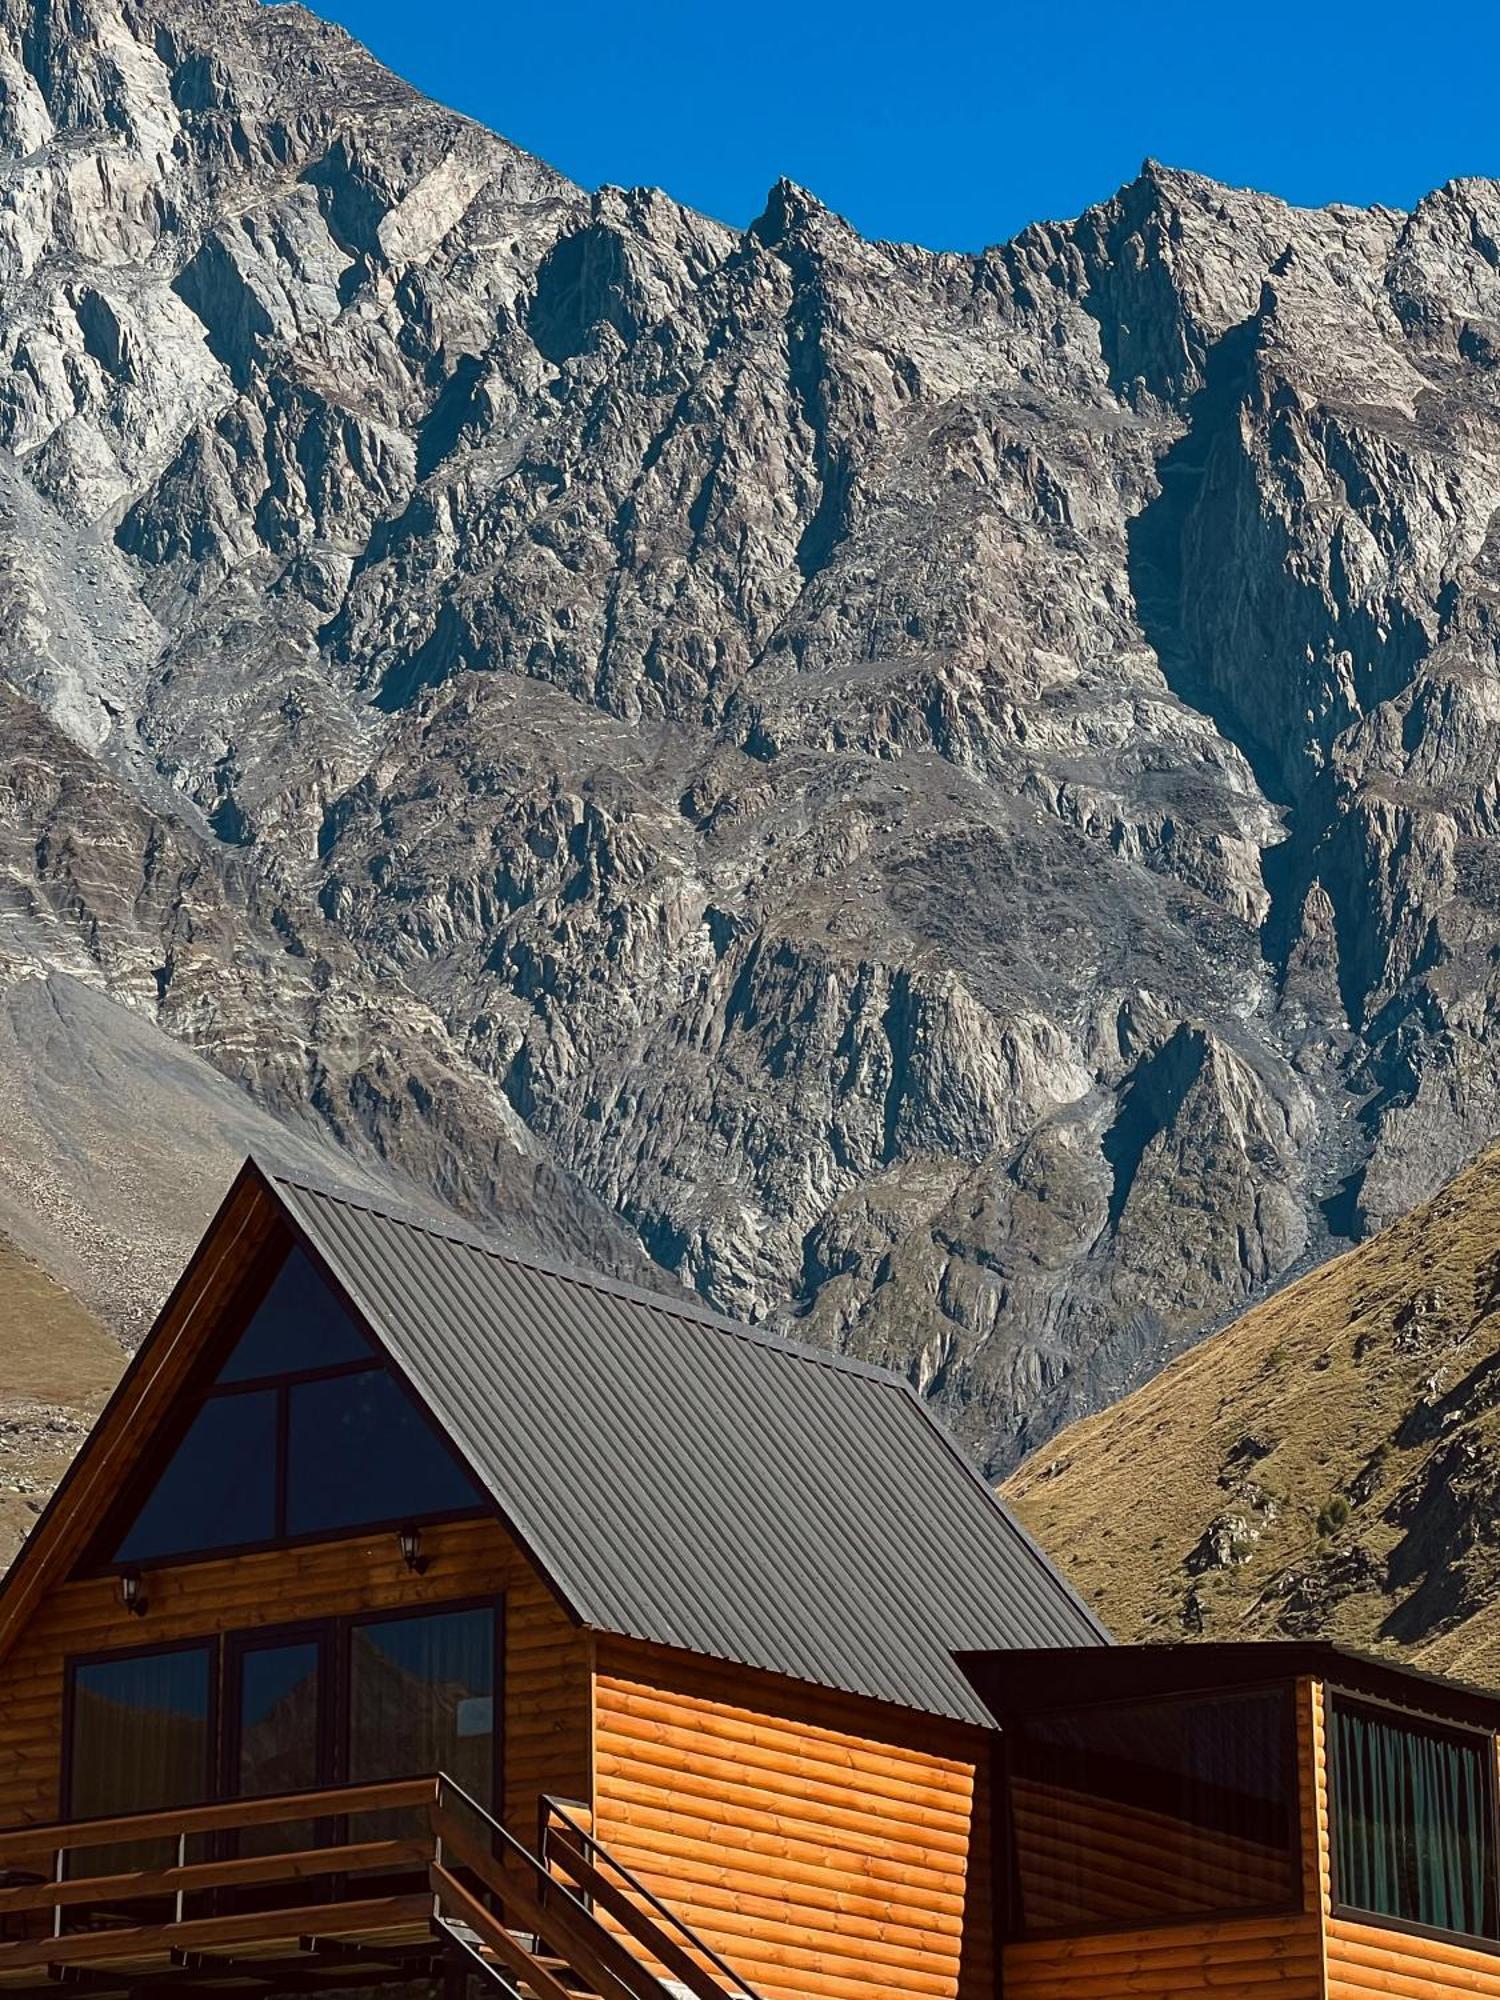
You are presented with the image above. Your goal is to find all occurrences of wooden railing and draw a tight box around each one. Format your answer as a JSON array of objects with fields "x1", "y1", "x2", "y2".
[
  {"x1": 539, "y1": 1795, "x2": 760, "y2": 2000},
  {"x1": 0, "y1": 1776, "x2": 439, "y2": 1871},
  {"x1": 0, "y1": 1778, "x2": 758, "y2": 2000},
  {"x1": 0, "y1": 1778, "x2": 441, "y2": 1981}
]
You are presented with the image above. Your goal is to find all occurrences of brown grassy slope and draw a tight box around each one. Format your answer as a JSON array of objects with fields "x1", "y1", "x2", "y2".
[
  {"x1": 1003, "y1": 1144, "x2": 1500, "y2": 1684},
  {"x1": 0, "y1": 1239, "x2": 123, "y2": 1567}
]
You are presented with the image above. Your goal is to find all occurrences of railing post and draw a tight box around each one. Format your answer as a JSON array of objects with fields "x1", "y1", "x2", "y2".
[
  {"x1": 51, "y1": 1849, "x2": 62, "y2": 1941},
  {"x1": 430, "y1": 1779, "x2": 444, "y2": 1926},
  {"x1": 174, "y1": 1830, "x2": 187, "y2": 1924}
]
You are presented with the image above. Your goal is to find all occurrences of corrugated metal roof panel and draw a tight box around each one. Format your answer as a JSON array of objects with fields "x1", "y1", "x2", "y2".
[{"x1": 265, "y1": 1158, "x2": 1107, "y2": 1725}]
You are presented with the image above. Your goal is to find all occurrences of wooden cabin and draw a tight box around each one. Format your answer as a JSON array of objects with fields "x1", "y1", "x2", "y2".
[
  {"x1": 0, "y1": 1154, "x2": 1098, "y2": 2000},
  {"x1": 0, "y1": 1156, "x2": 1498, "y2": 2000},
  {"x1": 962, "y1": 1642, "x2": 1500, "y2": 2000}
]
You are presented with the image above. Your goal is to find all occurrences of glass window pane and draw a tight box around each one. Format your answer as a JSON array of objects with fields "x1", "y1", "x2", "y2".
[
  {"x1": 70, "y1": 1648, "x2": 213, "y2": 1816},
  {"x1": 347, "y1": 1608, "x2": 495, "y2": 1808},
  {"x1": 114, "y1": 1391, "x2": 277, "y2": 1562},
  {"x1": 285, "y1": 1370, "x2": 480, "y2": 1537},
  {"x1": 235, "y1": 1640, "x2": 326, "y2": 1859},
  {"x1": 1009, "y1": 1690, "x2": 1295, "y2": 1934},
  {"x1": 69, "y1": 1647, "x2": 212, "y2": 1875},
  {"x1": 1334, "y1": 1704, "x2": 1496, "y2": 1939},
  {"x1": 217, "y1": 1248, "x2": 372, "y2": 1383},
  {"x1": 238, "y1": 1642, "x2": 323, "y2": 1798}
]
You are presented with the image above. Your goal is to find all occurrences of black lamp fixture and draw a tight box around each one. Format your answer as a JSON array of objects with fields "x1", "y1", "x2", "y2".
[
  {"x1": 118, "y1": 1569, "x2": 148, "y2": 1618},
  {"x1": 397, "y1": 1524, "x2": 428, "y2": 1575}
]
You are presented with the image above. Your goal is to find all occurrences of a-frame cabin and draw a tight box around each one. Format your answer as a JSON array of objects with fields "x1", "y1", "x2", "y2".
[
  {"x1": 9, "y1": 1158, "x2": 1500, "y2": 2000},
  {"x1": 0, "y1": 1154, "x2": 1101, "y2": 2000}
]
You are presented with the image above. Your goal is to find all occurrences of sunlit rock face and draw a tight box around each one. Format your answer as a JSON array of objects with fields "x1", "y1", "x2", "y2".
[{"x1": 6, "y1": 0, "x2": 1500, "y2": 1472}]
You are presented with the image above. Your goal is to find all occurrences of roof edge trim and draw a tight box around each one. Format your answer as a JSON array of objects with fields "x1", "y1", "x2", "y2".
[
  {"x1": 891, "y1": 1378, "x2": 1112, "y2": 1647},
  {"x1": 0, "y1": 1160, "x2": 272, "y2": 1671}
]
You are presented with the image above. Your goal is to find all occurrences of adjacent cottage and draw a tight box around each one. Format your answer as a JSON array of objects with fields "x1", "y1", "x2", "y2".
[
  {"x1": 0, "y1": 1156, "x2": 1497, "y2": 2000},
  {"x1": 963, "y1": 1642, "x2": 1500, "y2": 2000}
]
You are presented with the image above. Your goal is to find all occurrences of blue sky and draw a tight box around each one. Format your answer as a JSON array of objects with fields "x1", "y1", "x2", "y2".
[{"x1": 305, "y1": 0, "x2": 1499, "y2": 251}]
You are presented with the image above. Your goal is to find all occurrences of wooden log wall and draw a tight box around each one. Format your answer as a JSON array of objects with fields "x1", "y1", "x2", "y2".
[
  {"x1": 1003, "y1": 1911, "x2": 1325, "y2": 2000},
  {"x1": 590, "y1": 1638, "x2": 994, "y2": 2000},
  {"x1": 0, "y1": 1516, "x2": 592, "y2": 1849},
  {"x1": 1325, "y1": 1916, "x2": 1500, "y2": 2000},
  {"x1": 1003, "y1": 1669, "x2": 1500, "y2": 2000},
  {"x1": 1307, "y1": 1672, "x2": 1332, "y2": 1998}
]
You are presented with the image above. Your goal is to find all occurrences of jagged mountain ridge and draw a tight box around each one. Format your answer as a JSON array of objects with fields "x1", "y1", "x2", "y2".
[{"x1": 5, "y1": 0, "x2": 1500, "y2": 1471}]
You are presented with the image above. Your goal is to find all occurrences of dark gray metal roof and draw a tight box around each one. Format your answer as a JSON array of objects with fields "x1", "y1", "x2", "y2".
[{"x1": 262, "y1": 1156, "x2": 1107, "y2": 1725}]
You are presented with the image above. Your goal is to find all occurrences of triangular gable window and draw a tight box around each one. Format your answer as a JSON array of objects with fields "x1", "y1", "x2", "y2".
[
  {"x1": 108, "y1": 1246, "x2": 485, "y2": 1566},
  {"x1": 215, "y1": 1247, "x2": 374, "y2": 1381}
]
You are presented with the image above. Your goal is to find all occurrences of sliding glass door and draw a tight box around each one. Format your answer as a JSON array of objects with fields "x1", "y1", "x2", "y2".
[
  {"x1": 65, "y1": 1599, "x2": 502, "y2": 1873},
  {"x1": 225, "y1": 1627, "x2": 333, "y2": 1858}
]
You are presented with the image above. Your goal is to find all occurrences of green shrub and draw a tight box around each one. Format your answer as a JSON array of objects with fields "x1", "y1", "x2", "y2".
[{"x1": 1316, "y1": 1495, "x2": 1351, "y2": 1538}]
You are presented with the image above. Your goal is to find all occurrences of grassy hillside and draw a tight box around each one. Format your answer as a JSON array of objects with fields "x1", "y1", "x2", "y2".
[
  {"x1": 1004, "y1": 1145, "x2": 1500, "y2": 1684},
  {"x1": 0, "y1": 1239, "x2": 122, "y2": 1567}
]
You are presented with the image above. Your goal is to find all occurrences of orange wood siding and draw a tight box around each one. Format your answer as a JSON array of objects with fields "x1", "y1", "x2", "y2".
[
  {"x1": 591, "y1": 1639, "x2": 993, "y2": 2000},
  {"x1": 1308, "y1": 1672, "x2": 1334, "y2": 2000},
  {"x1": 1325, "y1": 1915, "x2": 1500, "y2": 1999},
  {"x1": 1003, "y1": 1911, "x2": 1325, "y2": 2000},
  {"x1": 0, "y1": 1516, "x2": 591, "y2": 1844}
]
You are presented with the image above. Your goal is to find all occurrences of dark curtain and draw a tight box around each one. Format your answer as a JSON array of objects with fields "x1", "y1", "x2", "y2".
[
  {"x1": 347, "y1": 1608, "x2": 495, "y2": 1842},
  {"x1": 1009, "y1": 1689, "x2": 1295, "y2": 1934},
  {"x1": 68, "y1": 1646, "x2": 212, "y2": 1878},
  {"x1": 1333, "y1": 1704, "x2": 1496, "y2": 1939}
]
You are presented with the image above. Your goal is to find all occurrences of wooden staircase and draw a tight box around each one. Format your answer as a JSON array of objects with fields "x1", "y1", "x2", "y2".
[
  {"x1": 431, "y1": 1780, "x2": 755, "y2": 2000},
  {"x1": 0, "y1": 1777, "x2": 759, "y2": 2000}
]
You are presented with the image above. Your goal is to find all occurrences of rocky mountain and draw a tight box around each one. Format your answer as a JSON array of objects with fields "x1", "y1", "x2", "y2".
[
  {"x1": 1003, "y1": 1144, "x2": 1500, "y2": 1685},
  {"x1": 8, "y1": 0, "x2": 1500, "y2": 1476}
]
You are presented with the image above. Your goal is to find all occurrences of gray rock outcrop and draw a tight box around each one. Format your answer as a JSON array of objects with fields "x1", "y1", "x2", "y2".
[{"x1": 5, "y1": 0, "x2": 1500, "y2": 1472}]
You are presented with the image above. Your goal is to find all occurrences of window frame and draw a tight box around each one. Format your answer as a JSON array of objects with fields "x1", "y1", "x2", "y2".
[
  {"x1": 1000, "y1": 1677, "x2": 1305, "y2": 1943},
  {"x1": 1327, "y1": 1685, "x2": 1500, "y2": 1952},
  {"x1": 280, "y1": 1365, "x2": 484, "y2": 1543},
  {"x1": 62, "y1": 1635, "x2": 220, "y2": 1827},
  {"x1": 221, "y1": 1618, "x2": 339, "y2": 1809},
  {"x1": 342, "y1": 1596, "x2": 506, "y2": 1815},
  {"x1": 86, "y1": 1239, "x2": 489, "y2": 1574},
  {"x1": 110, "y1": 1381, "x2": 283, "y2": 1566},
  {"x1": 61, "y1": 1596, "x2": 505, "y2": 1830}
]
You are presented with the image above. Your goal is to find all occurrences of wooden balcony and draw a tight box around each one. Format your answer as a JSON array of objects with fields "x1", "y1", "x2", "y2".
[{"x1": 0, "y1": 1779, "x2": 761, "y2": 2000}]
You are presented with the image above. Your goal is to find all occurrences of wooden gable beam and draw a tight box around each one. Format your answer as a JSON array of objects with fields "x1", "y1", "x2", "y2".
[
  {"x1": 0, "y1": 1161, "x2": 284, "y2": 1672},
  {"x1": 0, "y1": 1152, "x2": 594, "y2": 1675}
]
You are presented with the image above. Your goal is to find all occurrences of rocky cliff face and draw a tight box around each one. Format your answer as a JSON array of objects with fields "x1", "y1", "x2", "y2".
[{"x1": 6, "y1": 0, "x2": 1500, "y2": 1472}]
